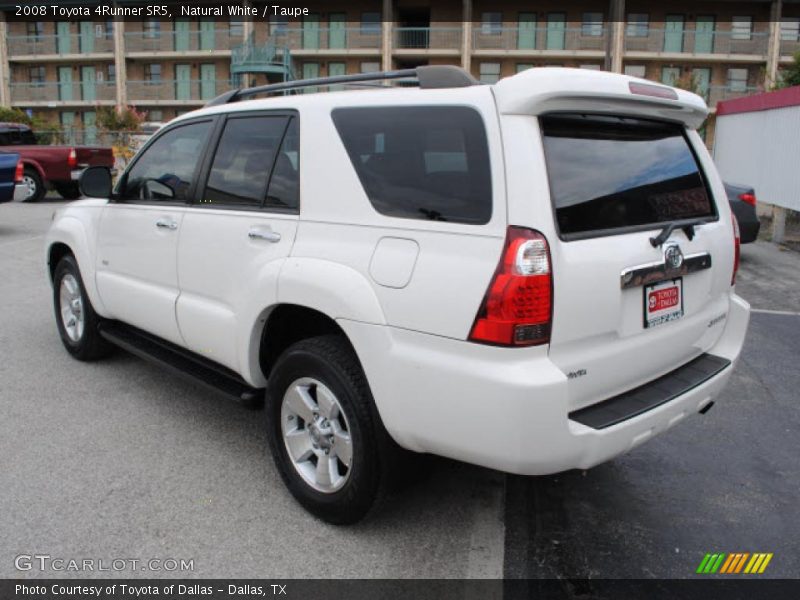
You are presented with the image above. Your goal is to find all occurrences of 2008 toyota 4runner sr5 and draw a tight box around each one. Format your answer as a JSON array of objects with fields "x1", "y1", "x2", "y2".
[{"x1": 46, "y1": 66, "x2": 750, "y2": 524}]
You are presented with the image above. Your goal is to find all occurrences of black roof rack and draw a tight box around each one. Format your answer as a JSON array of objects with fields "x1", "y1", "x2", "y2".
[{"x1": 205, "y1": 65, "x2": 480, "y2": 107}]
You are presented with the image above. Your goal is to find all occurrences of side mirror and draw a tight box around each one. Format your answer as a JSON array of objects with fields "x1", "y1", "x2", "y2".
[
  {"x1": 79, "y1": 166, "x2": 113, "y2": 199},
  {"x1": 142, "y1": 179, "x2": 175, "y2": 200}
]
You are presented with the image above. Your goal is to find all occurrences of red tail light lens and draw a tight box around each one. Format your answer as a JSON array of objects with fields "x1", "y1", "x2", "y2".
[
  {"x1": 14, "y1": 160, "x2": 23, "y2": 183},
  {"x1": 469, "y1": 226, "x2": 552, "y2": 347},
  {"x1": 739, "y1": 193, "x2": 756, "y2": 207},
  {"x1": 731, "y1": 214, "x2": 741, "y2": 286},
  {"x1": 67, "y1": 148, "x2": 78, "y2": 169}
]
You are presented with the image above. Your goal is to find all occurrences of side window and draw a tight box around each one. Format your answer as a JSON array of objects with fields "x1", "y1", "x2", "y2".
[
  {"x1": 204, "y1": 116, "x2": 287, "y2": 207},
  {"x1": 332, "y1": 106, "x2": 492, "y2": 224},
  {"x1": 121, "y1": 121, "x2": 212, "y2": 201},
  {"x1": 266, "y1": 117, "x2": 299, "y2": 210}
]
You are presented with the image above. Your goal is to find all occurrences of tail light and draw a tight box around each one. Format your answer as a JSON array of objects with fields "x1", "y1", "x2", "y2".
[
  {"x1": 469, "y1": 226, "x2": 552, "y2": 347},
  {"x1": 67, "y1": 148, "x2": 78, "y2": 169},
  {"x1": 14, "y1": 160, "x2": 23, "y2": 183},
  {"x1": 739, "y1": 192, "x2": 756, "y2": 207},
  {"x1": 731, "y1": 214, "x2": 740, "y2": 286}
]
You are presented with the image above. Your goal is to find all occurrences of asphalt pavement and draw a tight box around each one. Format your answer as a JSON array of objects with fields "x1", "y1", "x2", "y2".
[{"x1": 1, "y1": 198, "x2": 798, "y2": 581}]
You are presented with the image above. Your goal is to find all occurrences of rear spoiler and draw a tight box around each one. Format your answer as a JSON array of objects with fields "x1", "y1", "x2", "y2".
[{"x1": 493, "y1": 68, "x2": 709, "y2": 130}]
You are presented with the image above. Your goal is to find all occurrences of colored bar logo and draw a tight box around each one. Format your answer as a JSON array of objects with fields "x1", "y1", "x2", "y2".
[{"x1": 696, "y1": 552, "x2": 773, "y2": 574}]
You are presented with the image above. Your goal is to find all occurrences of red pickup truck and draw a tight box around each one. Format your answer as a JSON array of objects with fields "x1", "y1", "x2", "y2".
[{"x1": 0, "y1": 122, "x2": 114, "y2": 202}]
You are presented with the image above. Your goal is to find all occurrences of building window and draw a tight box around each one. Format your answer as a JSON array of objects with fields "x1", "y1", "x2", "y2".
[
  {"x1": 361, "y1": 12, "x2": 381, "y2": 35},
  {"x1": 481, "y1": 12, "x2": 503, "y2": 35},
  {"x1": 29, "y1": 66, "x2": 46, "y2": 86},
  {"x1": 104, "y1": 20, "x2": 114, "y2": 39},
  {"x1": 580, "y1": 64, "x2": 601, "y2": 70},
  {"x1": 781, "y1": 18, "x2": 800, "y2": 41},
  {"x1": 731, "y1": 17, "x2": 752, "y2": 40},
  {"x1": 143, "y1": 18, "x2": 161, "y2": 39},
  {"x1": 516, "y1": 63, "x2": 534, "y2": 73},
  {"x1": 479, "y1": 62, "x2": 501, "y2": 83},
  {"x1": 360, "y1": 62, "x2": 380, "y2": 74},
  {"x1": 624, "y1": 65, "x2": 646, "y2": 78},
  {"x1": 582, "y1": 13, "x2": 603, "y2": 37},
  {"x1": 727, "y1": 68, "x2": 749, "y2": 92},
  {"x1": 26, "y1": 22, "x2": 44, "y2": 39},
  {"x1": 626, "y1": 14, "x2": 649, "y2": 38},
  {"x1": 270, "y1": 15, "x2": 288, "y2": 35},
  {"x1": 661, "y1": 67, "x2": 680, "y2": 85},
  {"x1": 144, "y1": 64, "x2": 162, "y2": 84},
  {"x1": 107, "y1": 65, "x2": 116, "y2": 83},
  {"x1": 148, "y1": 110, "x2": 164, "y2": 122},
  {"x1": 230, "y1": 20, "x2": 244, "y2": 37}
]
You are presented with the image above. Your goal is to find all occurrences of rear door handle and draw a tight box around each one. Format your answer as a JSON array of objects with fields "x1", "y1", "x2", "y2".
[
  {"x1": 155, "y1": 218, "x2": 178, "y2": 230},
  {"x1": 248, "y1": 228, "x2": 281, "y2": 243}
]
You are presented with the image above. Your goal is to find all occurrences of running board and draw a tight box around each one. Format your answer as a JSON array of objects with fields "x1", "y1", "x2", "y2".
[{"x1": 99, "y1": 322, "x2": 263, "y2": 406}]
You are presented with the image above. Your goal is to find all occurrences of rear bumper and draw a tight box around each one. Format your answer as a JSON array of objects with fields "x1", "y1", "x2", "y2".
[
  {"x1": 340, "y1": 293, "x2": 750, "y2": 476},
  {"x1": 13, "y1": 183, "x2": 28, "y2": 202},
  {"x1": 739, "y1": 219, "x2": 761, "y2": 244}
]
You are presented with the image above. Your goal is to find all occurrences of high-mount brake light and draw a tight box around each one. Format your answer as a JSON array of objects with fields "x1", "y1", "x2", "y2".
[
  {"x1": 628, "y1": 81, "x2": 679, "y2": 100},
  {"x1": 469, "y1": 227, "x2": 552, "y2": 347}
]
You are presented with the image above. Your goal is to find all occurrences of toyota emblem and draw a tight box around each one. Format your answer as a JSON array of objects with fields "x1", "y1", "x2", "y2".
[{"x1": 665, "y1": 244, "x2": 684, "y2": 270}]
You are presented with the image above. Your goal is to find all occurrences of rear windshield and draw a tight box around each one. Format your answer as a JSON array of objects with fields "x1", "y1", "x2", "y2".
[
  {"x1": 332, "y1": 106, "x2": 492, "y2": 224},
  {"x1": 540, "y1": 115, "x2": 716, "y2": 239}
]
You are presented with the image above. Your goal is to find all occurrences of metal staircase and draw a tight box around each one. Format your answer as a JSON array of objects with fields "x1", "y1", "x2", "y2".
[{"x1": 230, "y1": 35, "x2": 296, "y2": 86}]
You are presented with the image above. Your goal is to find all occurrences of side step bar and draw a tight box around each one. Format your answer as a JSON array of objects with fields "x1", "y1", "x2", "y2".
[
  {"x1": 99, "y1": 322, "x2": 263, "y2": 406},
  {"x1": 569, "y1": 353, "x2": 731, "y2": 430}
]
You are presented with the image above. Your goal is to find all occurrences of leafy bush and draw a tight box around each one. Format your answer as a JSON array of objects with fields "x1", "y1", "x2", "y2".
[
  {"x1": 97, "y1": 105, "x2": 146, "y2": 132},
  {"x1": 774, "y1": 51, "x2": 800, "y2": 89}
]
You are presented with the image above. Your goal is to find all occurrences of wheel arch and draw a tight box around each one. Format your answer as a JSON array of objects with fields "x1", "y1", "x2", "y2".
[{"x1": 21, "y1": 159, "x2": 46, "y2": 182}]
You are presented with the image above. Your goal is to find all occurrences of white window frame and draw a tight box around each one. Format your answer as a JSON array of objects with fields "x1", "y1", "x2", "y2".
[
  {"x1": 626, "y1": 14, "x2": 649, "y2": 38},
  {"x1": 481, "y1": 12, "x2": 503, "y2": 36},
  {"x1": 479, "y1": 62, "x2": 501, "y2": 83},
  {"x1": 727, "y1": 68, "x2": 749, "y2": 92},
  {"x1": 624, "y1": 65, "x2": 646, "y2": 78},
  {"x1": 582, "y1": 13, "x2": 603, "y2": 37},
  {"x1": 781, "y1": 18, "x2": 800, "y2": 42},
  {"x1": 731, "y1": 16, "x2": 753, "y2": 41}
]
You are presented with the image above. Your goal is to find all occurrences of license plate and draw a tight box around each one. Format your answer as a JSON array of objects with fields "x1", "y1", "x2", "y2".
[{"x1": 644, "y1": 278, "x2": 683, "y2": 328}]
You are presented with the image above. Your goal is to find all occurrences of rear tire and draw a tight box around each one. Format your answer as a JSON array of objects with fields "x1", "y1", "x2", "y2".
[
  {"x1": 21, "y1": 168, "x2": 45, "y2": 202},
  {"x1": 53, "y1": 255, "x2": 113, "y2": 361},
  {"x1": 55, "y1": 183, "x2": 81, "y2": 200},
  {"x1": 266, "y1": 335, "x2": 397, "y2": 524}
]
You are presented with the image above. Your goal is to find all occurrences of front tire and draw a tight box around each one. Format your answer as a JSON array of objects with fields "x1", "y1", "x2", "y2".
[
  {"x1": 266, "y1": 335, "x2": 395, "y2": 524},
  {"x1": 53, "y1": 255, "x2": 112, "y2": 361},
  {"x1": 21, "y1": 168, "x2": 45, "y2": 202}
]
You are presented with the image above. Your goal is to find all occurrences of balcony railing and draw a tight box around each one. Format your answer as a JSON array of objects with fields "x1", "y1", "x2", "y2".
[
  {"x1": 707, "y1": 85, "x2": 761, "y2": 106},
  {"x1": 473, "y1": 26, "x2": 607, "y2": 52},
  {"x1": 625, "y1": 29, "x2": 769, "y2": 56},
  {"x1": 780, "y1": 37, "x2": 800, "y2": 57},
  {"x1": 126, "y1": 79, "x2": 233, "y2": 102},
  {"x1": 7, "y1": 34, "x2": 114, "y2": 56},
  {"x1": 10, "y1": 81, "x2": 116, "y2": 103},
  {"x1": 123, "y1": 29, "x2": 243, "y2": 53},
  {"x1": 268, "y1": 27, "x2": 382, "y2": 50},
  {"x1": 394, "y1": 27, "x2": 463, "y2": 50}
]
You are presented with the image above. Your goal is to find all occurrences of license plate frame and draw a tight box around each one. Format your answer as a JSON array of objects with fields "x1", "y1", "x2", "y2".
[{"x1": 644, "y1": 277, "x2": 684, "y2": 329}]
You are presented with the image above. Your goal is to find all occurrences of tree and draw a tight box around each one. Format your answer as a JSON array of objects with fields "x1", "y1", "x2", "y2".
[
  {"x1": 672, "y1": 71, "x2": 702, "y2": 97},
  {"x1": 774, "y1": 51, "x2": 800, "y2": 89}
]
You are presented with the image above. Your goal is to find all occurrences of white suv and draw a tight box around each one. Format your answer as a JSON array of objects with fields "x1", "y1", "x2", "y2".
[{"x1": 46, "y1": 66, "x2": 750, "y2": 524}]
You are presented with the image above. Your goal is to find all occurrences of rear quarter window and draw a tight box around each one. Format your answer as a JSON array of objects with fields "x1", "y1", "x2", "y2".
[
  {"x1": 332, "y1": 106, "x2": 492, "y2": 224},
  {"x1": 540, "y1": 114, "x2": 716, "y2": 239}
]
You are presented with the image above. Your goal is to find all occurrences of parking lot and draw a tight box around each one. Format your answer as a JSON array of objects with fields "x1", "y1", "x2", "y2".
[{"x1": 1, "y1": 197, "x2": 798, "y2": 580}]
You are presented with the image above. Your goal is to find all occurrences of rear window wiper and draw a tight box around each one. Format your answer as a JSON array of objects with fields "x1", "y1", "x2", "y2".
[{"x1": 649, "y1": 219, "x2": 708, "y2": 247}]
